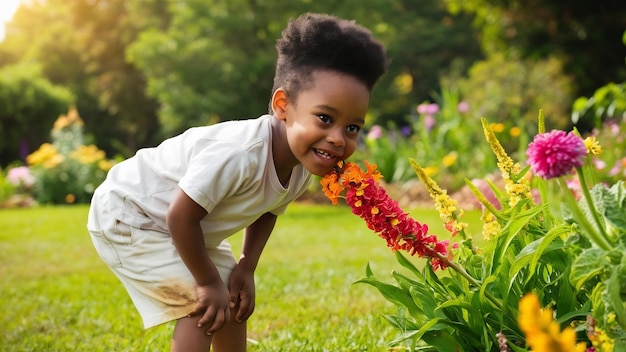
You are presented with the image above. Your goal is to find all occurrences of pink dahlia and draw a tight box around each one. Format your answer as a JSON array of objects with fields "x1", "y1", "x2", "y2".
[{"x1": 526, "y1": 130, "x2": 587, "y2": 179}]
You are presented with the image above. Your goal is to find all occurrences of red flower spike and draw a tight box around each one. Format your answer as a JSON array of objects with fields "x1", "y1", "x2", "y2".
[{"x1": 321, "y1": 161, "x2": 451, "y2": 270}]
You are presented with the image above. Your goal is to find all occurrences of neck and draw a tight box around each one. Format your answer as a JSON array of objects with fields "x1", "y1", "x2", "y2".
[{"x1": 271, "y1": 117, "x2": 296, "y2": 186}]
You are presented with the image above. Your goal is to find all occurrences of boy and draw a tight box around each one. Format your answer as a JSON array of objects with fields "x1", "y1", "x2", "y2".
[{"x1": 87, "y1": 12, "x2": 387, "y2": 351}]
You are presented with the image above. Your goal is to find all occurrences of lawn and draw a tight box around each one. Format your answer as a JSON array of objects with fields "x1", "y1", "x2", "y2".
[{"x1": 0, "y1": 203, "x2": 480, "y2": 351}]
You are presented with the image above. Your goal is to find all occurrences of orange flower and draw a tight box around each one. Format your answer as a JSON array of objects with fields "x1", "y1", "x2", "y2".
[{"x1": 321, "y1": 161, "x2": 449, "y2": 270}]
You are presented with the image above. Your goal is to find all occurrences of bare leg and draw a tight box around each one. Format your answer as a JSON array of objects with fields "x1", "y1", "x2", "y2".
[
  {"x1": 211, "y1": 307, "x2": 247, "y2": 352},
  {"x1": 172, "y1": 315, "x2": 212, "y2": 352}
]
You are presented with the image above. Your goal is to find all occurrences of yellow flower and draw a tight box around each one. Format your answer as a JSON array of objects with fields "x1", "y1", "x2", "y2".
[
  {"x1": 490, "y1": 122, "x2": 505, "y2": 133},
  {"x1": 481, "y1": 210, "x2": 501, "y2": 240},
  {"x1": 482, "y1": 118, "x2": 532, "y2": 207},
  {"x1": 510, "y1": 126, "x2": 522, "y2": 137},
  {"x1": 53, "y1": 107, "x2": 84, "y2": 131},
  {"x1": 71, "y1": 145, "x2": 105, "y2": 164},
  {"x1": 584, "y1": 136, "x2": 602, "y2": 155},
  {"x1": 442, "y1": 152, "x2": 458, "y2": 167},
  {"x1": 411, "y1": 159, "x2": 468, "y2": 238},
  {"x1": 43, "y1": 154, "x2": 65, "y2": 169},
  {"x1": 98, "y1": 159, "x2": 114, "y2": 171},
  {"x1": 518, "y1": 293, "x2": 587, "y2": 352},
  {"x1": 26, "y1": 143, "x2": 63, "y2": 168}
]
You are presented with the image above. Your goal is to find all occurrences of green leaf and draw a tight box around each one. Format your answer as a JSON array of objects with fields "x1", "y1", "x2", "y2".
[
  {"x1": 509, "y1": 224, "x2": 570, "y2": 287},
  {"x1": 492, "y1": 203, "x2": 549, "y2": 271},
  {"x1": 387, "y1": 318, "x2": 448, "y2": 347},
  {"x1": 606, "y1": 181, "x2": 626, "y2": 230},
  {"x1": 569, "y1": 247, "x2": 608, "y2": 289},
  {"x1": 421, "y1": 329, "x2": 465, "y2": 351},
  {"x1": 607, "y1": 264, "x2": 626, "y2": 328},
  {"x1": 365, "y1": 261, "x2": 374, "y2": 277},
  {"x1": 437, "y1": 298, "x2": 486, "y2": 330},
  {"x1": 381, "y1": 313, "x2": 421, "y2": 331},
  {"x1": 394, "y1": 251, "x2": 424, "y2": 280},
  {"x1": 355, "y1": 277, "x2": 421, "y2": 317}
]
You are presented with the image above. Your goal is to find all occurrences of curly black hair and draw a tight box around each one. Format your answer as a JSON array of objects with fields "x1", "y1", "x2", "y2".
[{"x1": 270, "y1": 13, "x2": 388, "y2": 111}]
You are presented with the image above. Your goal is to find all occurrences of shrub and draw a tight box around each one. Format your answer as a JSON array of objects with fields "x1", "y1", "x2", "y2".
[{"x1": 26, "y1": 108, "x2": 114, "y2": 204}]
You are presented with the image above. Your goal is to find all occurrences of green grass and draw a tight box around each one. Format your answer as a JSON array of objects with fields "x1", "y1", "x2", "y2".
[{"x1": 0, "y1": 203, "x2": 480, "y2": 351}]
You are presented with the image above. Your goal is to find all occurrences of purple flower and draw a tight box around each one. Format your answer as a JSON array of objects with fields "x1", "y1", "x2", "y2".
[{"x1": 526, "y1": 130, "x2": 587, "y2": 179}]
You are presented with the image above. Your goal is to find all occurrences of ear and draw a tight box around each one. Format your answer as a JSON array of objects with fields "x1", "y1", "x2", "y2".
[{"x1": 271, "y1": 88, "x2": 289, "y2": 120}]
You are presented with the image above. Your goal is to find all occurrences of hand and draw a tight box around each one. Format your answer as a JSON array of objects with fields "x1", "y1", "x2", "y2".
[
  {"x1": 228, "y1": 262, "x2": 256, "y2": 323},
  {"x1": 188, "y1": 281, "x2": 231, "y2": 335}
]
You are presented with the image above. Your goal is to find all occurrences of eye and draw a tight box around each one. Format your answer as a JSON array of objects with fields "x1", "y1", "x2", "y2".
[
  {"x1": 317, "y1": 114, "x2": 332, "y2": 124},
  {"x1": 346, "y1": 125, "x2": 361, "y2": 134}
]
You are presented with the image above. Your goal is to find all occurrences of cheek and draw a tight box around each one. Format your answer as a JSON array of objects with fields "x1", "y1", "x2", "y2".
[{"x1": 344, "y1": 138, "x2": 359, "y2": 157}]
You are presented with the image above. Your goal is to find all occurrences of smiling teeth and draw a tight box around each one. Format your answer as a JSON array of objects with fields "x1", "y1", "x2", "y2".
[{"x1": 317, "y1": 150, "x2": 333, "y2": 159}]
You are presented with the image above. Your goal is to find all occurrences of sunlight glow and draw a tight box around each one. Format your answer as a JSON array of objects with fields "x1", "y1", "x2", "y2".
[{"x1": 0, "y1": 0, "x2": 23, "y2": 41}]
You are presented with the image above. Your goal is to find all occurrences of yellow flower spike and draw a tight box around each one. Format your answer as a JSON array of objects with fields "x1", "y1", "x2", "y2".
[
  {"x1": 584, "y1": 136, "x2": 602, "y2": 155},
  {"x1": 481, "y1": 210, "x2": 501, "y2": 240},
  {"x1": 410, "y1": 159, "x2": 445, "y2": 198},
  {"x1": 538, "y1": 109, "x2": 546, "y2": 134},
  {"x1": 411, "y1": 158, "x2": 470, "y2": 239},
  {"x1": 481, "y1": 118, "x2": 533, "y2": 208}
]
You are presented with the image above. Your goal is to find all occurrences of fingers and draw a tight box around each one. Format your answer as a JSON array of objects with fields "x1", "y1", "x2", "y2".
[
  {"x1": 190, "y1": 301, "x2": 231, "y2": 335},
  {"x1": 196, "y1": 306, "x2": 231, "y2": 336},
  {"x1": 235, "y1": 291, "x2": 255, "y2": 323}
]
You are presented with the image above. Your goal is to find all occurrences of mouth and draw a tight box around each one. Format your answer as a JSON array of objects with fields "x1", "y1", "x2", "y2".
[{"x1": 314, "y1": 148, "x2": 339, "y2": 161}]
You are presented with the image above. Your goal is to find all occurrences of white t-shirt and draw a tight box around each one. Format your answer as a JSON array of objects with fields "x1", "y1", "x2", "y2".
[{"x1": 92, "y1": 114, "x2": 312, "y2": 247}]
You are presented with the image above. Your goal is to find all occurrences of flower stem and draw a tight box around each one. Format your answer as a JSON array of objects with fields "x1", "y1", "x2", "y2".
[
  {"x1": 557, "y1": 177, "x2": 612, "y2": 250},
  {"x1": 433, "y1": 252, "x2": 503, "y2": 310}
]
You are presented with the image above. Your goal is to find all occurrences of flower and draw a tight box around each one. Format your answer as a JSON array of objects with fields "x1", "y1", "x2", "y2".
[
  {"x1": 417, "y1": 103, "x2": 439, "y2": 115},
  {"x1": 7, "y1": 166, "x2": 35, "y2": 188},
  {"x1": 584, "y1": 136, "x2": 602, "y2": 156},
  {"x1": 457, "y1": 101, "x2": 470, "y2": 113},
  {"x1": 367, "y1": 125, "x2": 383, "y2": 140},
  {"x1": 442, "y1": 152, "x2": 458, "y2": 167},
  {"x1": 510, "y1": 126, "x2": 522, "y2": 137},
  {"x1": 411, "y1": 159, "x2": 468, "y2": 238},
  {"x1": 526, "y1": 130, "x2": 587, "y2": 179},
  {"x1": 518, "y1": 293, "x2": 587, "y2": 352},
  {"x1": 321, "y1": 161, "x2": 450, "y2": 269},
  {"x1": 482, "y1": 118, "x2": 532, "y2": 207}
]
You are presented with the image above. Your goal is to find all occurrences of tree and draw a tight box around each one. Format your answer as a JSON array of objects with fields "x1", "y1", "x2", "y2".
[
  {"x1": 0, "y1": 63, "x2": 74, "y2": 166},
  {"x1": 445, "y1": 0, "x2": 626, "y2": 98},
  {"x1": 2, "y1": 0, "x2": 161, "y2": 158}
]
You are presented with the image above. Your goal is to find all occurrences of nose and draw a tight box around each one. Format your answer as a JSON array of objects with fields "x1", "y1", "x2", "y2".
[{"x1": 326, "y1": 128, "x2": 345, "y2": 147}]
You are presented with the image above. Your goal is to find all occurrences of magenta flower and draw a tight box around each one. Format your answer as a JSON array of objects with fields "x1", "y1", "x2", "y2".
[{"x1": 526, "y1": 130, "x2": 587, "y2": 179}]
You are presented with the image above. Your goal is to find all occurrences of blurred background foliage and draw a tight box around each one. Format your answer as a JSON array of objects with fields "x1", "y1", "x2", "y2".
[{"x1": 0, "y1": 0, "x2": 625, "y2": 203}]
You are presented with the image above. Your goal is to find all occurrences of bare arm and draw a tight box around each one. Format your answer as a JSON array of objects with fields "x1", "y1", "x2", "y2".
[
  {"x1": 167, "y1": 189, "x2": 230, "y2": 333},
  {"x1": 240, "y1": 212, "x2": 277, "y2": 271},
  {"x1": 229, "y1": 212, "x2": 277, "y2": 322}
]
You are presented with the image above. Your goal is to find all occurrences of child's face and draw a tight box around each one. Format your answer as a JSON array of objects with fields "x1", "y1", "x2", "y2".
[{"x1": 276, "y1": 70, "x2": 370, "y2": 176}]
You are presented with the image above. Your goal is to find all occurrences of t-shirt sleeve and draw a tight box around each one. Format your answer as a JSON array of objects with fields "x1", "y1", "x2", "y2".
[{"x1": 178, "y1": 143, "x2": 258, "y2": 213}]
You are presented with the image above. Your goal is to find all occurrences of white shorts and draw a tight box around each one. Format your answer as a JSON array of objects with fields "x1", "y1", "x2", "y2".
[{"x1": 87, "y1": 200, "x2": 237, "y2": 329}]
